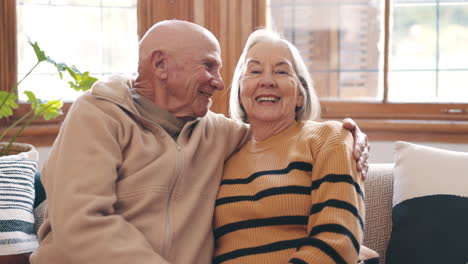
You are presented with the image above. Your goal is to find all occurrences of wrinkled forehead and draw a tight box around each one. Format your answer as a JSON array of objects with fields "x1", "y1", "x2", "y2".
[
  {"x1": 246, "y1": 40, "x2": 294, "y2": 67},
  {"x1": 179, "y1": 32, "x2": 221, "y2": 62}
]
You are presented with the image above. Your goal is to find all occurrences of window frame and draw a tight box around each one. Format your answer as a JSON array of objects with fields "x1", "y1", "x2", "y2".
[
  {"x1": 0, "y1": 0, "x2": 138, "y2": 146},
  {"x1": 269, "y1": 0, "x2": 468, "y2": 143},
  {"x1": 2, "y1": 0, "x2": 267, "y2": 146},
  {"x1": 3, "y1": 0, "x2": 468, "y2": 145}
]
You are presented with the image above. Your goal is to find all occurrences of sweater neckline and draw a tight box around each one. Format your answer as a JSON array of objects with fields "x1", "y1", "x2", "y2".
[{"x1": 246, "y1": 121, "x2": 302, "y2": 153}]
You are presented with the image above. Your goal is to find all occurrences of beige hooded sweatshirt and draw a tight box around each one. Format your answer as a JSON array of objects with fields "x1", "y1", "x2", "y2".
[{"x1": 30, "y1": 76, "x2": 250, "y2": 264}]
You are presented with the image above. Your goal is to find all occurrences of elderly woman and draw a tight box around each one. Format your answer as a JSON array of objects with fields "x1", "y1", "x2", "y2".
[{"x1": 213, "y1": 30, "x2": 378, "y2": 264}]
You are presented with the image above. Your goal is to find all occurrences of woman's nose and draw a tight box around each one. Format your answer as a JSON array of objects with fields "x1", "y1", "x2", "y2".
[{"x1": 259, "y1": 73, "x2": 276, "y2": 88}]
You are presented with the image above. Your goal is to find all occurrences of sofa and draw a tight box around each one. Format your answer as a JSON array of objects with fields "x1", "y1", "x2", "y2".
[
  {"x1": 363, "y1": 142, "x2": 468, "y2": 264},
  {"x1": 6, "y1": 151, "x2": 468, "y2": 264},
  {"x1": 0, "y1": 163, "x2": 394, "y2": 264},
  {"x1": 363, "y1": 163, "x2": 394, "y2": 264}
]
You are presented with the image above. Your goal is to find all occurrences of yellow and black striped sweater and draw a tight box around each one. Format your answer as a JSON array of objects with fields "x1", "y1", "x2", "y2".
[{"x1": 214, "y1": 121, "x2": 376, "y2": 264}]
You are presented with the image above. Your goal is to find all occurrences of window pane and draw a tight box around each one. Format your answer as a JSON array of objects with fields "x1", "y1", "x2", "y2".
[
  {"x1": 388, "y1": 71, "x2": 436, "y2": 102},
  {"x1": 16, "y1": 1, "x2": 138, "y2": 102},
  {"x1": 439, "y1": 71, "x2": 468, "y2": 102},
  {"x1": 268, "y1": 0, "x2": 384, "y2": 101},
  {"x1": 439, "y1": 4, "x2": 468, "y2": 69},
  {"x1": 389, "y1": 1, "x2": 468, "y2": 103},
  {"x1": 391, "y1": 4, "x2": 437, "y2": 70},
  {"x1": 50, "y1": 0, "x2": 100, "y2": 6}
]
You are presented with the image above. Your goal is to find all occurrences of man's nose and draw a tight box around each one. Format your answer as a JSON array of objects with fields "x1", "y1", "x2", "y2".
[{"x1": 211, "y1": 73, "x2": 225, "y2": 91}]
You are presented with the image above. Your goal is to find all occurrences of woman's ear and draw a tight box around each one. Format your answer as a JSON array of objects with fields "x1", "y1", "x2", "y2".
[
  {"x1": 151, "y1": 50, "x2": 168, "y2": 79},
  {"x1": 296, "y1": 90, "x2": 304, "y2": 107}
]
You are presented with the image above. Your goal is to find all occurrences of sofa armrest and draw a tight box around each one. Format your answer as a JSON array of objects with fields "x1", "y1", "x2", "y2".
[{"x1": 363, "y1": 163, "x2": 394, "y2": 264}]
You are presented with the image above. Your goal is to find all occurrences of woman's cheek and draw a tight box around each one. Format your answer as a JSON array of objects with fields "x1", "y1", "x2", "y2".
[
  {"x1": 240, "y1": 77, "x2": 258, "y2": 95},
  {"x1": 284, "y1": 77, "x2": 297, "y2": 87}
]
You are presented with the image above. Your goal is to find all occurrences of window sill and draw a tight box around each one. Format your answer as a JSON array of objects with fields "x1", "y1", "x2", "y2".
[
  {"x1": 2, "y1": 118, "x2": 468, "y2": 147},
  {"x1": 347, "y1": 119, "x2": 468, "y2": 143},
  {"x1": 0, "y1": 123, "x2": 60, "y2": 147}
]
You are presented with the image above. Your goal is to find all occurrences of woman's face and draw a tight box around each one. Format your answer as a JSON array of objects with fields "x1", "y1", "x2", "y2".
[{"x1": 240, "y1": 41, "x2": 303, "y2": 125}]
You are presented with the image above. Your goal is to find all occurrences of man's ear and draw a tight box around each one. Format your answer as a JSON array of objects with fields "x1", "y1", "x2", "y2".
[{"x1": 151, "y1": 50, "x2": 168, "y2": 79}]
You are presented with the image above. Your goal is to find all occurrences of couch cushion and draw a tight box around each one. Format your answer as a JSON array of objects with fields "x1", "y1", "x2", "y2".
[
  {"x1": 364, "y1": 163, "x2": 393, "y2": 264},
  {"x1": 386, "y1": 141, "x2": 468, "y2": 264},
  {"x1": 0, "y1": 156, "x2": 39, "y2": 255}
]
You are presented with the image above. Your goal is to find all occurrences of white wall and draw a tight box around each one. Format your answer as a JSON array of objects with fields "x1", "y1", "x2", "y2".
[
  {"x1": 36, "y1": 146, "x2": 52, "y2": 171},
  {"x1": 35, "y1": 141, "x2": 468, "y2": 170},
  {"x1": 369, "y1": 141, "x2": 468, "y2": 164}
]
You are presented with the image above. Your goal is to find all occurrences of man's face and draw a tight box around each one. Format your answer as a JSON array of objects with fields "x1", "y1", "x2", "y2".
[{"x1": 165, "y1": 37, "x2": 224, "y2": 118}]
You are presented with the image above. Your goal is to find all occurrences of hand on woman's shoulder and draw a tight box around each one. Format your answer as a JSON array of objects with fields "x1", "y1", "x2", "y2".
[{"x1": 301, "y1": 120, "x2": 354, "y2": 148}]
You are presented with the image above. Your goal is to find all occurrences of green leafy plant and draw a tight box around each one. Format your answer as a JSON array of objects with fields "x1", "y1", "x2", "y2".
[{"x1": 0, "y1": 40, "x2": 98, "y2": 155}]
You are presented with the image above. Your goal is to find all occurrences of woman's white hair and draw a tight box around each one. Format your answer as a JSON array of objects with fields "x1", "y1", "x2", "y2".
[{"x1": 229, "y1": 29, "x2": 321, "y2": 123}]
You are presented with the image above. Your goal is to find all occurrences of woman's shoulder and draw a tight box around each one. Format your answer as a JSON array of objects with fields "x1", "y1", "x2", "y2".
[
  {"x1": 301, "y1": 120, "x2": 346, "y2": 133},
  {"x1": 300, "y1": 120, "x2": 352, "y2": 147}
]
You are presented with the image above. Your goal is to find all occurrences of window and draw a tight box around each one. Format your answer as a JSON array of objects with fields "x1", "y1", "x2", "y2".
[
  {"x1": 390, "y1": 0, "x2": 468, "y2": 102},
  {"x1": 269, "y1": 0, "x2": 383, "y2": 100},
  {"x1": 16, "y1": 0, "x2": 138, "y2": 101},
  {"x1": 0, "y1": 0, "x2": 138, "y2": 145},
  {"x1": 3, "y1": 0, "x2": 266, "y2": 146},
  {"x1": 268, "y1": 0, "x2": 468, "y2": 142}
]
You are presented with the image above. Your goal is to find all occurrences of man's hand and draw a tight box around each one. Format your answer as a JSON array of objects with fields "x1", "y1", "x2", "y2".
[{"x1": 342, "y1": 118, "x2": 370, "y2": 180}]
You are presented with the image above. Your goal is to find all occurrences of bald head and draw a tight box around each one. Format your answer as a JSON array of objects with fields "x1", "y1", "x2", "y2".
[
  {"x1": 139, "y1": 20, "x2": 219, "y2": 62},
  {"x1": 134, "y1": 20, "x2": 224, "y2": 119}
]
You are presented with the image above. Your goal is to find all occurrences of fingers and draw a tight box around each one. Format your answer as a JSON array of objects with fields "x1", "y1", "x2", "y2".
[
  {"x1": 342, "y1": 118, "x2": 356, "y2": 131},
  {"x1": 341, "y1": 118, "x2": 365, "y2": 160},
  {"x1": 342, "y1": 117, "x2": 370, "y2": 181},
  {"x1": 360, "y1": 161, "x2": 369, "y2": 181},
  {"x1": 353, "y1": 133, "x2": 367, "y2": 161},
  {"x1": 356, "y1": 144, "x2": 370, "y2": 180}
]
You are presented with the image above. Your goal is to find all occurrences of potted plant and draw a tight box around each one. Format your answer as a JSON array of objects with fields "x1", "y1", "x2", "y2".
[
  {"x1": 0, "y1": 40, "x2": 97, "y2": 157},
  {"x1": 0, "y1": 40, "x2": 97, "y2": 260}
]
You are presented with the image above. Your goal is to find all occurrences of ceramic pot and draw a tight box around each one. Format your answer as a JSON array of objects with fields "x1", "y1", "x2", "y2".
[{"x1": 0, "y1": 142, "x2": 38, "y2": 161}]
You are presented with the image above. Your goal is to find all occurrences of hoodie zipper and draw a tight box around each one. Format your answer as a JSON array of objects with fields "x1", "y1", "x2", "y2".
[
  {"x1": 94, "y1": 93, "x2": 189, "y2": 261},
  {"x1": 161, "y1": 141, "x2": 184, "y2": 259}
]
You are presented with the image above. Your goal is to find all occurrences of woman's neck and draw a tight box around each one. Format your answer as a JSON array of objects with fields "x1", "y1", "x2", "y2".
[{"x1": 250, "y1": 118, "x2": 296, "y2": 141}]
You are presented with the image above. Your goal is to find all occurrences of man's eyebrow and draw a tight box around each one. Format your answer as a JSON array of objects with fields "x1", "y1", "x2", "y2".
[{"x1": 203, "y1": 56, "x2": 221, "y2": 66}]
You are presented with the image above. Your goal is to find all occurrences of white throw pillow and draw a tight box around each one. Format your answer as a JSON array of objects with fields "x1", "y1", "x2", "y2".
[{"x1": 386, "y1": 141, "x2": 468, "y2": 264}]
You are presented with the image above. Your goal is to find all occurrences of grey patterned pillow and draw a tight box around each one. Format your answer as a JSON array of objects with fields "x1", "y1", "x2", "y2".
[{"x1": 0, "y1": 155, "x2": 38, "y2": 255}]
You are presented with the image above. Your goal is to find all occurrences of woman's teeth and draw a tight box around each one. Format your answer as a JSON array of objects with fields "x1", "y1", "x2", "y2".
[{"x1": 256, "y1": 96, "x2": 279, "y2": 102}]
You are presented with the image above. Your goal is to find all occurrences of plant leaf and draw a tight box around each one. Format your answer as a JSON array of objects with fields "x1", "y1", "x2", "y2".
[
  {"x1": 67, "y1": 70, "x2": 97, "y2": 91},
  {"x1": 24, "y1": 91, "x2": 40, "y2": 111},
  {"x1": 76, "y1": 72, "x2": 97, "y2": 91},
  {"x1": 36, "y1": 100, "x2": 63, "y2": 120},
  {"x1": 27, "y1": 39, "x2": 47, "y2": 62},
  {"x1": 65, "y1": 65, "x2": 80, "y2": 82},
  {"x1": 43, "y1": 59, "x2": 97, "y2": 91},
  {"x1": 0, "y1": 91, "x2": 18, "y2": 119}
]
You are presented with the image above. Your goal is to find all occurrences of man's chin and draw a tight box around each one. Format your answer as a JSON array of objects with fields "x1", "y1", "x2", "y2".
[
  {"x1": 195, "y1": 108, "x2": 210, "y2": 118},
  {"x1": 195, "y1": 99, "x2": 212, "y2": 117}
]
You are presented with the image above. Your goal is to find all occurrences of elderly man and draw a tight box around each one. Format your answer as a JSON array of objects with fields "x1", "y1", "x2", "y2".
[{"x1": 30, "y1": 20, "x2": 369, "y2": 264}]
